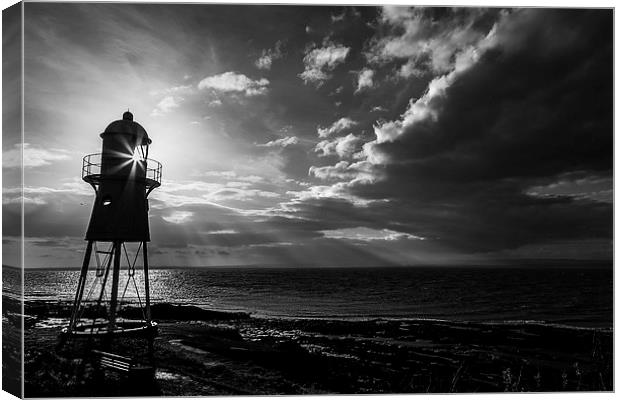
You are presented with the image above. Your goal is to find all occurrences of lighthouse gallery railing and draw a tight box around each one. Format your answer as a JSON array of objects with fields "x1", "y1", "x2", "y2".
[{"x1": 82, "y1": 153, "x2": 162, "y2": 190}]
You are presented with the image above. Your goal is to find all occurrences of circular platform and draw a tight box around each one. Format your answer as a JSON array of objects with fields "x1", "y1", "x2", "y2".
[
  {"x1": 61, "y1": 320, "x2": 158, "y2": 338},
  {"x1": 82, "y1": 153, "x2": 162, "y2": 190}
]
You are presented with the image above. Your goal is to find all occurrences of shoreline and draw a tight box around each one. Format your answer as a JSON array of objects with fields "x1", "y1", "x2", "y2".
[
  {"x1": 23, "y1": 298, "x2": 614, "y2": 331},
  {"x1": 8, "y1": 298, "x2": 613, "y2": 396}
]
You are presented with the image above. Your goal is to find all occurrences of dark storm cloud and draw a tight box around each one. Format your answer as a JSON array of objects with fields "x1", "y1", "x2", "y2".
[
  {"x1": 372, "y1": 10, "x2": 612, "y2": 179},
  {"x1": 345, "y1": 9, "x2": 612, "y2": 253}
]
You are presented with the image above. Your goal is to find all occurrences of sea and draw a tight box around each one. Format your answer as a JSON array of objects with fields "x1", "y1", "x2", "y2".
[{"x1": 17, "y1": 265, "x2": 612, "y2": 329}]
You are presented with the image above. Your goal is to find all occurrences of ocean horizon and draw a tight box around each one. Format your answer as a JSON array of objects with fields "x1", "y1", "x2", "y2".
[{"x1": 18, "y1": 264, "x2": 613, "y2": 329}]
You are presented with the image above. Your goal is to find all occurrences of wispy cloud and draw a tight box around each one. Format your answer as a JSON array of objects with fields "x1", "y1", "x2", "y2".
[
  {"x1": 366, "y1": 7, "x2": 492, "y2": 75},
  {"x1": 198, "y1": 72, "x2": 269, "y2": 96},
  {"x1": 3, "y1": 143, "x2": 71, "y2": 168},
  {"x1": 163, "y1": 210, "x2": 194, "y2": 224},
  {"x1": 299, "y1": 43, "x2": 350, "y2": 86},
  {"x1": 257, "y1": 136, "x2": 299, "y2": 148},
  {"x1": 255, "y1": 40, "x2": 285, "y2": 70},
  {"x1": 151, "y1": 95, "x2": 183, "y2": 116},
  {"x1": 3, "y1": 181, "x2": 94, "y2": 205},
  {"x1": 209, "y1": 188, "x2": 280, "y2": 202},
  {"x1": 286, "y1": 183, "x2": 374, "y2": 207},
  {"x1": 355, "y1": 68, "x2": 374, "y2": 93},
  {"x1": 203, "y1": 229, "x2": 239, "y2": 235},
  {"x1": 398, "y1": 59, "x2": 426, "y2": 78},
  {"x1": 331, "y1": 11, "x2": 346, "y2": 23},
  {"x1": 317, "y1": 117, "x2": 357, "y2": 138},
  {"x1": 526, "y1": 174, "x2": 613, "y2": 203},
  {"x1": 322, "y1": 227, "x2": 425, "y2": 241},
  {"x1": 198, "y1": 171, "x2": 264, "y2": 183},
  {"x1": 148, "y1": 84, "x2": 193, "y2": 96}
]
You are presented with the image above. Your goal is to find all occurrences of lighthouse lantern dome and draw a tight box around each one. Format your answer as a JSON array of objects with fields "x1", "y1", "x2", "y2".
[{"x1": 100, "y1": 111, "x2": 151, "y2": 146}]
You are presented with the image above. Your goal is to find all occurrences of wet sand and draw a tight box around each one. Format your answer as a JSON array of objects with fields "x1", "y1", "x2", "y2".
[{"x1": 17, "y1": 299, "x2": 613, "y2": 396}]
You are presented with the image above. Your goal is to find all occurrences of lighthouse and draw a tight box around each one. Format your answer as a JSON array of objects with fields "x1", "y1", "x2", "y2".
[{"x1": 64, "y1": 111, "x2": 161, "y2": 338}]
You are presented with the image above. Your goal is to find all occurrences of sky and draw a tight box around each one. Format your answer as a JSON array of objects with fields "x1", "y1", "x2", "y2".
[{"x1": 2, "y1": 4, "x2": 613, "y2": 268}]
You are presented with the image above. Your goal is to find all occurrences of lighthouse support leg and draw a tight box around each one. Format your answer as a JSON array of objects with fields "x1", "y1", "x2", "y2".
[
  {"x1": 143, "y1": 241, "x2": 152, "y2": 324},
  {"x1": 143, "y1": 241, "x2": 155, "y2": 359},
  {"x1": 69, "y1": 240, "x2": 93, "y2": 331},
  {"x1": 107, "y1": 241, "x2": 122, "y2": 333}
]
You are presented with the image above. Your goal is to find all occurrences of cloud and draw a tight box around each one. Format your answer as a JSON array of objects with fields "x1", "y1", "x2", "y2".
[
  {"x1": 151, "y1": 179, "x2": 239, "y2": 209},
  {"x1": 361, "y1": 12, "x2": 500, "y2": 163},
  {"x1": 3, "y1": 143, "x2": 71, "y2": 168},
  {"x1": 355, "y1": 68, "x2": 374, "y2": 93},
  {"x1": 309, "y1": 160, "x2": 375, "y2": 184},
  {"x1": 315, "y1": 133, "x2": 361, "y2": 158},
  {"x1": 204, "y1": 229, "x2": 238, "y2": 234},
  {"x1": 2, "y1": 177, "x2": 96, "y2": 211},
  {"x1": 322, "y1": 227, "x2": 425, "y2": 241},
  {"x1": 270, "y1": 8, "x2": 612, "y2": 259},
  {"x1": 2, "y1": 184, "x2": 93, "y2": 238},
  {"x1": 398, "y1": 59, "x2": 426, "y2": 78},
  {"x1": 151, "y1": 95, "x2": 183, "y2": 116},
  {"x1": 3, "y1": 185, "x2": 91, "y2": 205},
  {"x1": 331, "y1": 11, "x2": 346, "y2": 23},
  {"x1": 309, "y1": 161, "x2": 350, "y2": 180},
  {"x1": 366, "y1": 7, "x2": 497, "y2": 75},
  {"x1": 255, "y1": 40, "x2": 284, "y2": 70},
  {"x1": 329, "y1": 86, "x2": 344, "y2": 96},
  {"x1": 148, "y1": 84, "x2": 193, "y2": 96},
  {"x1": 342, "y1": 9, "x2": 613, "y2": 253},
  {"x1": 209, "y1": 188, "x2": 280, "y2": 202},
  {"x1": 198, "y1": 72, "x2": 269, "y2": 96},
  {"x1": 199, "y1": 170, "x2": 264, "y2": 183},
  {"x1": 526, "y1": 173, "x2": 613, "y2": 204},
  {"x1": 255, "y1": 55, "x2": 273, "y2": 71},
  {"x1": 257, "y1": 136, "x2": 299, "y2": 148},
  {"x1": 299, "y1": 43, "x2": 350, "y2": 86},
  {"x1": 317, "y1": 117, "x2": 357, "y2": 138},
  {"x1": 151, "y1": 177, "x2": 284, "y2": 212},
  {"x1": 163, "y1": 211, "x2": 194, "y2": 224},
  {"x1": 201, "y1": 170, "x2": 237, "y2": 178},
  {"x1": 286, "y1": 183, "x2": 373, "y2": 207}
]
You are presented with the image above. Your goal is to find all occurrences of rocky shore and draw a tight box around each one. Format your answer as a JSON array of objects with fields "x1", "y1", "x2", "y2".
[{"x1": 13, "y1": 298, "x2": 613, "y2": 396}]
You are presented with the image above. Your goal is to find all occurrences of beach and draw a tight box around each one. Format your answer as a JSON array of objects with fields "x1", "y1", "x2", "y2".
[{"x1": 18, "y1": 299, "x2": 613, "y2": 396}]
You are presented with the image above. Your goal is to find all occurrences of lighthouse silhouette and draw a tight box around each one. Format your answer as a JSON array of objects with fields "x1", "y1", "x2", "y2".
[{"x1": 64, "y1": 111, "x2": 162, "y2": 338}]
